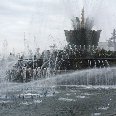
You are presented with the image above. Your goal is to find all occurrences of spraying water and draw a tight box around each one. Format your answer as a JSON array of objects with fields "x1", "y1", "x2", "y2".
[{"x1": 1, "y1": 67, "x2": 116, "y2": 96}]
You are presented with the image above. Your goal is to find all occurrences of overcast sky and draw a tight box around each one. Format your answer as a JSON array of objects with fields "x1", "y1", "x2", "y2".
[{"x1": 0, "y1": 0, "x2": 116, "y2": 53}]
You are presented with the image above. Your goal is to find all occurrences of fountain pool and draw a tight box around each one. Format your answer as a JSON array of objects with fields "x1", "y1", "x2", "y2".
[{"x1": 0, "y1": 67, "x2": 116, "y2": 115}]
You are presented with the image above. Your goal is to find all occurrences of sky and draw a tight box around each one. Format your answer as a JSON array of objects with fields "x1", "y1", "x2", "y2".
[{"x1": 0, "y1": 0, "x2": 116, "y2": 54}]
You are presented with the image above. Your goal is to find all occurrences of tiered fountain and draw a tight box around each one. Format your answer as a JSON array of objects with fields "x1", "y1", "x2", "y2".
[{"x1": 0, "y1": 5, "x2": 116, "y2": 116}]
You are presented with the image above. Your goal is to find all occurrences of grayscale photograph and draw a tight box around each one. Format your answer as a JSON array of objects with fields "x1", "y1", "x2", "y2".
[{"x1": 0, "y1": 0, "x2": 116, "y2": 116}]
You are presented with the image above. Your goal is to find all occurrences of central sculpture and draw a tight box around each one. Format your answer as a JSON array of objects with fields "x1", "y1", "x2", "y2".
[{"x1": 64, "y1": 8, "x2": 101, "y2": 49}]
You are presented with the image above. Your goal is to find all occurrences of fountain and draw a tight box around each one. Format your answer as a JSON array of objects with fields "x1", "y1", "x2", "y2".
[
  {"x1": 0, "y1": 2, "x2": 116, "y2": 116},
  {"x1": 55, "y1": 67, "x2": 116, "y2": 86},
  {"x1": 0, "y1": 40, "x2": 116, "y2": 116}
]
